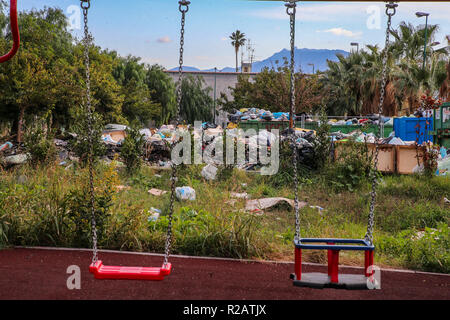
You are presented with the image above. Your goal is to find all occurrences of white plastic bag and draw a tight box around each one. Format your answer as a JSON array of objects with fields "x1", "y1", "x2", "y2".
[
  {"x1": 175, "y1": 186, "x2": 196, "y2": 201},
  {"x1": 201, "y1": 164, "x2": 218, "y2": 181}
]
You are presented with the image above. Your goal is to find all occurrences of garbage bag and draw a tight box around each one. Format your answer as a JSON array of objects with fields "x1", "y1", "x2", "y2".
[
  {"x1": 201, "y1": 164, "x2": 218, "y2": 181},
  {"x1": 175, "y1": 186, "x2": 196, "y2": 201}
]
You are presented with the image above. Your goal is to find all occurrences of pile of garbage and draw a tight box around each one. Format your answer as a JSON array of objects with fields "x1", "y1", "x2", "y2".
[
  {"x1": 228, "y1": 108, "x2": 293, "y2": 122},
  {"x1": 227, "y1": 108, "x2": 395, "y2": 126},
  {"x1": 327, "y1": 115, "x2": 393, "y2": 126}
]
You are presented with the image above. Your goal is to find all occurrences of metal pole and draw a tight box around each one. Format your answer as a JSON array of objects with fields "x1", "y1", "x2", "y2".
[
  {"x1": 214, "y1": 67, "x2": 217, "y2": 124},
  {"x1": 423, "y1": 15, "x2": 428, "y2": 70}
]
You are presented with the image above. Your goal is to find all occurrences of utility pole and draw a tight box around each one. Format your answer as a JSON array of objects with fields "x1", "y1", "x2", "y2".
[
  {"x1": 214, "y1": 67, "x2": 217, "y2": 124},
  {"x1": 416, "y1": 12, "x2": 430, "y2": 70}
]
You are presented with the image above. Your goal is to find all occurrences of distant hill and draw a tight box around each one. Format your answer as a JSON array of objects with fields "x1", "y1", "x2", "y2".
[{"x1": 169, "y1": 48, "x2": 349, "y2": 74}]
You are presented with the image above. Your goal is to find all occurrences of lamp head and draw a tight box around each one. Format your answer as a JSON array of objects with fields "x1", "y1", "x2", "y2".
[{"x1": 416, "y1": 12, "x2": 429, "y2": 18}]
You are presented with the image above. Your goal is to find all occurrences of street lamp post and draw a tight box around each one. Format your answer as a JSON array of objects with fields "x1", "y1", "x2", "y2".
[
  {"x1": 416, "y1": 12, "x2": 430, "y2": 70},
  {"x1": 214, "y1": 67, "x2": 217, "y2": 124},
  {"x1": 350, "y1": 42, "x2": 359, "y2": 53},
  {"x1": 308, "y1": 63, "x2": 315, "y2": 74}
]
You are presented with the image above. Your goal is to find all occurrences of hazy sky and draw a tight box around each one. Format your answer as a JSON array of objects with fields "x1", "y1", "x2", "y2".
[{"x1": 18, "y1": 1, "x2": 450, "y2": 70}]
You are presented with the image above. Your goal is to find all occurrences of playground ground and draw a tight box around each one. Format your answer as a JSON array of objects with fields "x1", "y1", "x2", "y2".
[{"x1": 0, "y1": 248, "x2": 448, "y2": 300}]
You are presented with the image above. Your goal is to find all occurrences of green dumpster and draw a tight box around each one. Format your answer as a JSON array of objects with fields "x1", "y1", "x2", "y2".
[{"x1": 238, "y1": 121, "x2": 393, "y2": 138}]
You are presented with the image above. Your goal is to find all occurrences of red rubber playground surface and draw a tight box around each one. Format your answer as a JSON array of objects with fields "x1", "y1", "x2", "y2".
[{"x1": 0, "y1": 248, "x2": 448, "y2": 300}]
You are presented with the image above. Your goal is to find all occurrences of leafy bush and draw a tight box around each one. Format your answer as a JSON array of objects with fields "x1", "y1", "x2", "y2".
[
  {"x1": 23, "y1": 117, "x2": 56, "y2": 166},
  {"x1": 69, "y1": 108, "x2": 106, "y2": 166},
  {"x1": 121, "y1": 124, "x2": 146, "y2": 174},
  {"x1": 325, "y1": 141, "x2": 374, "y2": 192},
  {"x1": 378, "y1": 223, "x2": 450, "y2": 273},
  {"x1": 313, "y1": 107, "x2": 331, "y2": 169}
]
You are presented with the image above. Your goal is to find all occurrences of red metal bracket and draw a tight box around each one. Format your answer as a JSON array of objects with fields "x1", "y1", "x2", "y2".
[{"x1": 0, "y1": 0, "x2": 20, "y2": 63}]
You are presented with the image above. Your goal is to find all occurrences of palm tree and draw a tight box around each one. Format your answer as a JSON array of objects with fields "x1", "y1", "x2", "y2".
[
  {"x1": 230, "y1": 30, "x2": 246, "y2": 73},
  {"x1": 439, "y1": 35, "x2": 450, "y2": 101},
  {"x1": 390, "y1": 22, "x2": 448, "y2": 112}
]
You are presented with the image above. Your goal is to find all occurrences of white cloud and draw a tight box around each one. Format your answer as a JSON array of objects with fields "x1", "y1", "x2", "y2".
[
  {"x1": 221, "y1": 37, "x2": 228, "y2": 41},
  {"x1": 157, "y1": 36, "x2": 172, "y2": 44},
  {"x1": 318, "y1": 28, "x2": 363, "y2": 39}
]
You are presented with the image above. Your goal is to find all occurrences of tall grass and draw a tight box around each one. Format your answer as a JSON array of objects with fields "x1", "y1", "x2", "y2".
[{"x1": 0, "y1": 161, "x2": 449, "y2": 273}]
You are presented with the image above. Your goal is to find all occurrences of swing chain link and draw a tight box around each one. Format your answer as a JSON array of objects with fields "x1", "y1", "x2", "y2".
[
  {"x1": 286, "y1": 1, "x2": 300, "y2": 241},
  {"x1": 163, "y1": 0, "x2": 190, "y2": 267},
  {"x1": 365, "y1": 2, "x2": 396, "y2": 245},
  {"x1": 80, "y1": 0, "x2": 98, "y2": 264}
]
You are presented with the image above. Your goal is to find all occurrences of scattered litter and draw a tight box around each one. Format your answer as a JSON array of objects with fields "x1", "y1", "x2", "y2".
[
  {"x1": 148, "y1": 207, "x2": 161, "y2": 222},
  {"x1": 310, "y1": 205, "x2": 325, "y2": 213},
  {"x1": 231, "y1": 192, "x2": 250, "y2": 199},
  {"x1": 148, "y1": 188, "x2": 168, "y2": 196},
  {"x1": 245, "y1": 197, "x2": 307, "y2": 212},
  {"x1": 17, "y1": 175, "x2": 27, "y2": 184},
  {"x1": 175, "y1": 186, "x2": 196, "y2": 201},
  {"x1": 0, "y1": 142, "x2": 13, "y2": 152},
  {"x1": 201, "y1": 164, "x2": 218, "y2": 181},
  {"x1": 53, "y1": 139, "x2": 68, "y2": 147},
  {"x1": 437, "y1": 156, "x2": 450, "y2": 176},
  {"x1": 444, "y1": 197, "x2": 449, "y2": 204},
  {"x1": 116, "y1": 185, "x2": 131, "y2": 191},
  {"x1": 249, "y1": 208, "x2": 264, "y2": 216},
  {"x1": 3, "y1": 153, "x2": 29, "y2": 165}
]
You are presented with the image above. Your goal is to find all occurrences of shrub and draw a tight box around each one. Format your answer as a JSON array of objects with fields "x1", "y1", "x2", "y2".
[
  {"x1": 121, "y1": 124, "x2": 146, "y2": 174},
  {"x1": 69, "y1": 108, "x2": 106, "y2": 167},
  {"x1": 23, "y1": 117, "x2": 56, "y2": 166},
  {"x1": 313, "y1": 106, "x2": 331, "y2": 170},
  {"x1": 325, "y1": 141, "x2": 374, "y2": 192}
]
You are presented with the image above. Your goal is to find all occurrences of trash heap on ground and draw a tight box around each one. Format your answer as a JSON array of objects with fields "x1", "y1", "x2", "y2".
[
  {"x1": 228, "y1": 108, "x2": 395, "y2": 126},
  {"x1": 1, "y1": 119, "x2": 449, "y2": 176}
]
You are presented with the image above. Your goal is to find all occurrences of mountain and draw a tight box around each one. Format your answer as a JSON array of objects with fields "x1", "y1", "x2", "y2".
[
  {"x1": 251, "y1": 48, "x2": 349, "y2": 73},
  {"x1": 168, "y1": 48, "x2": 349, "y2": 73},
  {"x1": 168, "y1": 66, "x2": 201, "y2": 72}
]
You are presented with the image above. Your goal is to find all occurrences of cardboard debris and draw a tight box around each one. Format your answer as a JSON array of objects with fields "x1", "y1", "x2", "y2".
[{"x1": 148, "y1": 188, "x2": 168, "y2": 196}]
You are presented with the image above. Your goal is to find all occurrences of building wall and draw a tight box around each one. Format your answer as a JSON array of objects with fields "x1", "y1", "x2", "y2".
[{"x1": 165, "y1": 71, "x2": 257, "y2": 101}]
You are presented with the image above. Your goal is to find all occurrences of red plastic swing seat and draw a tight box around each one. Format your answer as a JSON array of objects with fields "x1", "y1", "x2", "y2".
[{"x1": 89, "y1": 260, "x2": 172, "y2": 281}]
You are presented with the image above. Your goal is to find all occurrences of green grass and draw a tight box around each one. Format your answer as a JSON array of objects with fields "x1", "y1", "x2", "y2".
[{"x1": 0, "y1": 161, "x2": 449, "y2": 273}]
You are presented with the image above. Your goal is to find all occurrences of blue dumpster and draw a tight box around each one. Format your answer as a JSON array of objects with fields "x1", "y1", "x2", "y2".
[{"x1": 393, "y1": 117, "x2": 433, "y2": 144}]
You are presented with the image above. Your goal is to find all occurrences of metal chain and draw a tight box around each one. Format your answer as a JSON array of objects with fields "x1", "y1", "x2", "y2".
[
  {"x1": 80, "y1": 0, "x2": 98, "y2": 264},
  {"x1": 286, "y1": 1, "x2": 300, "y2": 241},
  {"x1": 163, "y1": 0, "x2": 190, "y2": 267},
  {"x1": 365, "y1": 2, "x2": 397, "y2": 245}
]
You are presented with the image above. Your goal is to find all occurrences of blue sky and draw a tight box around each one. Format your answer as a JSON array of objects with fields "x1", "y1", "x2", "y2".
[{"x1": 19, "y1": 1, "x2": 450, "y2": 70}]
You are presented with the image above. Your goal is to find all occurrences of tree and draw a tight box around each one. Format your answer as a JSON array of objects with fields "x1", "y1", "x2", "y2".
[
  {"x1": 439, "y1": 35, "x2": 450, "y2": 101},
  {"x1": 121, "y1": 79, "x2": 161, "y2": 126},
  {"x1": 219, "y1": 64, "x2": 322, "y2": 114},
  {"x1": 230, "y1": 30, "x2": 246, "y2": 73},
  {"x1": 145, "y1": 65, "x2": 177, "y2": 126},
  {"x1": 179, "y1": 75, "x2": 213, "y2": 124}
]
